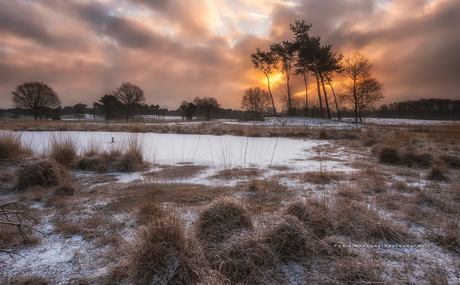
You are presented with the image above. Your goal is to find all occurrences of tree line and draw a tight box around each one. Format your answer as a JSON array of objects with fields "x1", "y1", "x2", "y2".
[
  {"x1": 8, "y1": 81, "x2": 244, "y2": 121},
  {"x1": 249, "y1": 20, "x2": 384, "y2": 122}
]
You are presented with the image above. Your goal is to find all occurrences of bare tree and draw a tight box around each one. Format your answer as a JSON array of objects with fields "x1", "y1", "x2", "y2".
[
  {"x1": 356, "y1": 77, "x2": 385, "y2": 122},
  {"x1": 341, "y1": 51, "x2": 372, "y2": 123},
  {"x1": 113, "y1": 82, "x2": 146, "y2": 121},
  {"x1": 251, "y1": 49, "x2": 278, "y2": 114},
  {"x1": 193, "y1": 97, "x2": 221, "y2": 121},
  {"x1": 241, "y1": 87, "x2": 271, "y2": 120},
  {"x1": 12, "y1": 82, "x2": 61, "y2": 120}
]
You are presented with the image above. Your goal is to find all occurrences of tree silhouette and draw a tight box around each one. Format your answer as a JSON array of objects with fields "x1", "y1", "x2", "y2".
[
  {"x1": 290, "y1": 21, "x2": 325, "y2": 118},
  {"x1": 12, "y1": 82, "x2": 61, "y2": 120},
  {"x1": 113, "y1": 82, "x2": 145, "y2": 121},
  {"x1": 73, "y1": 103, "x2": 87, "y2": 120},
  {"x1": 193, "y1": 97, "x2": 220, "y2": 121},
  {"x1": 179, "y1": 101, "x2": 197, "y2": 120},
  {"x1": 241, "y1": 87, "x2": 271, "y2": 120},
  {"x1": 98, "y1": 94, "x2": 125, "y2": 120},
  {"x1": 270, "y1": 40, "x2": 296, "y2": 117},
  {"x1": 251, "y1": 49, "x2": 278, "y2": 114},
  {"x1": 341, "y1": 51, "x2": 384, "y2": 123}
]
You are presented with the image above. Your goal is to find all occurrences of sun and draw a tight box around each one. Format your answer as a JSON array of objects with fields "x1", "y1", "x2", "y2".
[{"x1": 262, "y1": 73, "x2": 283, "y2": 87}]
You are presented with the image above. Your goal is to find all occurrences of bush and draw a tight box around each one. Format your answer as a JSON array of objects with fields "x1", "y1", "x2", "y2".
[
  {"x1": 263, "y1": 216, "x2": 312, "y2": 262},
  {"x1": 195, "y1": 198, "x2": 252, "y2": 245},
  {"x1": 132, "y1": 217, "x2": 202, "y2": 285},
  {"x1": 16, "y1": 158, "x2": 60, "y2": 190},
  {"x1": 378, "y1": 147, "x2": 400, "y2": 164}
]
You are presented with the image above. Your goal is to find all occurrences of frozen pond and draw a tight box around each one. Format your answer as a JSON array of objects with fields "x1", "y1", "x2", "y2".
[{"x1": 20, "y1": 131, "x2": 333, "y2": 169}]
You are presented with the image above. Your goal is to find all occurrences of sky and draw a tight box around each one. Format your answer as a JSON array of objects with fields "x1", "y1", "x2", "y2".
[{"x1": 0, "y1": 0, "x2": 459, "y2": 110}]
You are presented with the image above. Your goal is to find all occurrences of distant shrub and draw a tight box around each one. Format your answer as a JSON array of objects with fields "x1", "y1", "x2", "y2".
[
  {"x1": 195, "y1": 198, "x2": 252, "y2": 245},
  {"x1": 132, "y1": 217, "x2": 202, "y2": 285},
  {"x1": 379, "y1": 147, "x2": 400, "y2": 164},
  {"x1": 16, "y1": 158, "x2": 60, "y2": 190}
]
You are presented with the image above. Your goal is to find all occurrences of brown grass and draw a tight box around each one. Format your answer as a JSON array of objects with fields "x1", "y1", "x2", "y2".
[
  {"x1": 195, "y1": 198, "x2": 253, "y2": 245},
  {"x1": 426, "y1": 165, "x2": 449, "y2": 182},
  {"x1": 1, "y1": 275, "x2": 49, "y2": 285},
  {"x1": 143, "y1": 164, "x2": 208, "y2": 180},
  {"x1": 379, "y1": 146, "x2": 400, "y2": 164},
  {"x1": 214, "y1": 231, "x2": 278, "y2": 285},
  {"x1": 48, "y1": 134, "x2": 77, "y2": 165},
  {"x1": 440, "y1": 154, "x2": 460, "y2": 169},
  {"x1": 300, "y1": 171, "x2": 345, "y2": 184},
  {"x1": 0, "y1": 131, "x2": 31, "y2": 160},
  {"x1": 132, "y1": 216, "x2": 203, "y2": 285},
  {"x1": 263, "y1": 215, "x2": 313, "y2": 262},
  {"x1": 15, "y1": 157, "x2": 60, "y2": 190},
  {"x1": 53, "y1": 185, "x2": 76, "y2": 196}
]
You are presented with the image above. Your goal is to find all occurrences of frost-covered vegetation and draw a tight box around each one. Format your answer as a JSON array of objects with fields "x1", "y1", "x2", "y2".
[{"x1": 0, "y1": 118, "x2": 459, "y2": 284}]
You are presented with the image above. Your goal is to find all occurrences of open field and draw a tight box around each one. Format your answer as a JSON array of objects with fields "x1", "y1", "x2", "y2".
[{"x1": 1, "y1": 117, "x2": 460, "y2": 284}]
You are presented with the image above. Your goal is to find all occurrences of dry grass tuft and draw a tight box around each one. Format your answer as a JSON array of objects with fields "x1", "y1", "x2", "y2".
[
  {"x1": 195, "y1": 198, "x2": 253, "y2": 245},
  {"x1": 0, "y1": 131, "x2": 31, "y2": 160},
  {"x1": 301, "y1": 171, "x2": 344, "y2": 185},
  {"x1": 53, "y1": 185, "x2": 76, "y2": 196},
  {"x1": 16, "y1": 158, "x2": 60, "y2": 190},
  {"x1": 48, "y1": 134, "x2": 77, "y2": 165},
  {"x1": 400, "y1": 152, "x2": 433, "y2": 168},
  {"x1": 132, "y1": 216, "x2": 202, "y2": 285},
  {"x1": 318, "y1": 129, "x2": 329, "y2": 139},
  {"x1": 284, "y1": 198, "x2": 333, "y2": 239},
  {"x1": 426, "y1": 165, "x2": 449, "y2": 182},
  {"x1": 115, "y1": 149, "x2": 144, "y2": 172},
  {"x1": 379, "y1": 147, "x2": 400, "y2": 164},
  {"x1": 215, "y1": 232, "x2": 278, "y2": 285},
  {"x1": 440, "y1": 154, "x2": 460, "y2": 169},
  {"x1": 263, "y1": 215, "x2": 312, "y2": 262}
]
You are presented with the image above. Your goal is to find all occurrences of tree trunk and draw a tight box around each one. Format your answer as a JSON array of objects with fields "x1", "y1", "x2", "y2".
[
  {"x1": 320, "y1": 73, "x2": 331, "y2": 119},
  {"x1": 353, "y1": 76, "x2": 358, "y2": 123},
  {"x1": 266, "y1": 74, "x2": 277, "y2": 114},
  {"x1": 326, "y1": 76, "x2": 341, "y2": 121},
  {"x1": 303, "y1": 72, "x2": 308, "y2": 117},
  {"x1": 286, "y1": 65, "x2": 292, "y2": 117},
  {"x1": 313, "y1": 58, "x2": 323, "y2": 118}
]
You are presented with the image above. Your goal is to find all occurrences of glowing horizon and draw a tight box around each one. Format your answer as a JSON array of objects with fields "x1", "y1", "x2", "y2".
[{"x1": 0, "y1": 0, "x2": 459, "y2": 110}]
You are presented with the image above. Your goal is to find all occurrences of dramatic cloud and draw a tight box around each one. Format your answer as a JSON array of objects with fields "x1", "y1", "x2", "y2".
[{"x1": 0, "y1": 0, "x2": 458, "y2": 109}]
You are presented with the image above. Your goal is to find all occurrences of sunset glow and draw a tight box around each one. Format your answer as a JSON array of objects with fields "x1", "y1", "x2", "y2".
[{"x1": 0, "y1": 0, "x2": 459, "y2": 109}]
